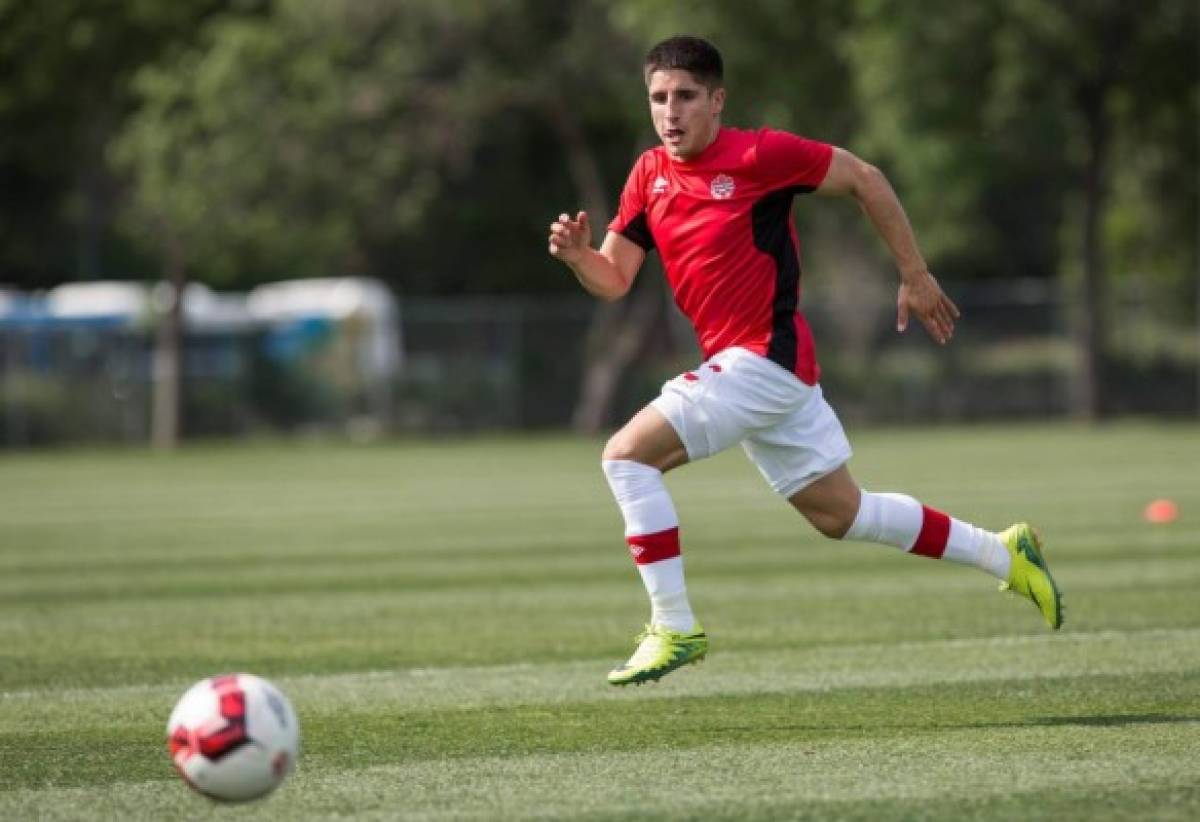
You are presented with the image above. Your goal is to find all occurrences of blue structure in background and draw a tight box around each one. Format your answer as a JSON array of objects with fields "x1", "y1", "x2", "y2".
[{"x1": 0, "y1": 279, "x2": 403, "y2": 444}]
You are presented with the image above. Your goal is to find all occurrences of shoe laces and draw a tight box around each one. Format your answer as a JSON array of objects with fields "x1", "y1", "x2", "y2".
[{"x1": 627, "y1": 625, "x2": 668, "y2": 667}]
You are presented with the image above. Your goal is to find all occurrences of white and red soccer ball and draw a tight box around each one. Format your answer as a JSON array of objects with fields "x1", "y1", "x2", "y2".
[{"x1": 167, "y1": 673, "x2": 300, "y2": 802}]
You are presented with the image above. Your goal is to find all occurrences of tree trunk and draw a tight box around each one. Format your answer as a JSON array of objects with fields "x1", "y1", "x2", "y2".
[
  {"x1": 1071, "y1": 5, "x2": 1137, "y2": 420},
  {"x1": 1074, "y1": 84, "x2": 1110, "y2": 420},
  {"x1": 570, "y1": 278, "x2": 667, "y2": 433},
  {"x1": 543, "y1": 109, "x2": 672, "y2": 433},
  {"x1": 543, "y1": 107, "x2": 609, "y2": 227},
  {"x1": 75, "y1": 108, "x2": 115, "y2": 281},
  {"x1": 151, "y1": 231, "x2": 185, "y2": 449}
]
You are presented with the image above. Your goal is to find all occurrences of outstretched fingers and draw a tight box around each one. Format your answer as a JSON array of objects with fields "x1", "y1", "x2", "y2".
[
  {"x1": 924, "y1": 295, "x2": 959, "y2": 344},
  {"x1": 898, "y1": 273, "x2": 960, "y2": 344},
  {"x1": 547, "y1": 211, "x2": 590, "y2": 259},
  {"x1": 548, "y1": 213, "x2": 574, "y2": 257}
]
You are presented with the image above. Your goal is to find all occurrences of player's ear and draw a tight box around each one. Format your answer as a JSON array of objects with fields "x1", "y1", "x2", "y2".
[{"x1": 710, "y1": 86, "x2": 726, "y2": 115}]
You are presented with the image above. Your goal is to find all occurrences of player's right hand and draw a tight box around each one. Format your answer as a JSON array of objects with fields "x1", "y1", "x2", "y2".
[
  {"x1": 897, "y1": 269, "x2": 959, "y2": 345},
  {"x1": 548, "y1": 211, "x2": 591, "y2": 264}
]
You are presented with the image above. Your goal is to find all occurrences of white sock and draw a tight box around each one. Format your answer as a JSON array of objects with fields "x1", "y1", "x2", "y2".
[
  {"x1": 601, "y1": 459, "x2": 696, "y2": 632},
  {"x1": 636, "y1": 558, "x2": 693, "y2": 632},
  {"x1": 845, "y1": 490, "x2": 1011, "y2": 581},
  {"x1": 945, "y1": 519, "x2": 1011, "y2": 581},
  {"x1": 843, "y1": 491, "x2": 923, "y2": 549}
]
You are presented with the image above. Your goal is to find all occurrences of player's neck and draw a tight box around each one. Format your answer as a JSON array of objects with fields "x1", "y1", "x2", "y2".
[{"x1": 673, "y1": 123, "x2": 723, "y2": 164}]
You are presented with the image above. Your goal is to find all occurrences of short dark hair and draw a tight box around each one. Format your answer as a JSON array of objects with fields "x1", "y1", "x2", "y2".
[{"x1": 643, "y1": 35, "x2": 724, "y2": 89}]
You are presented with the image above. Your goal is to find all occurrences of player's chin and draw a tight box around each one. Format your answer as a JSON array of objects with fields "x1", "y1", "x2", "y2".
[{"x1": 665, "y1": 141, "x2": 694, "y2": 160}]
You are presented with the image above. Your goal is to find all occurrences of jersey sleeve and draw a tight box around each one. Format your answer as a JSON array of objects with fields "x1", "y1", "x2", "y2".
[
  {"x1": 607, "y1": 154, "x2": 655, "y2": 251},
  {"x1": 756, "y1": 129, "x2": 834, "y2": 193}
]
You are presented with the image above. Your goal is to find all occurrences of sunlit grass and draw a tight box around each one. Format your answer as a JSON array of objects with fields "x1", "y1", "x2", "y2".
[{"x1": 1, "y1": 423, "x2": 1198, "y2": 820}]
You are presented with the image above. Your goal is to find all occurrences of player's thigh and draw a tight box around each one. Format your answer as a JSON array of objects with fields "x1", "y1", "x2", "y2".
[
  {"x1": 741, "y1": 384, "x2": 853, "y2": 500},
  {"x1": 602, "y1": 404, "x2": 689, "y2": 472},
  {"x1": 647, "y1": 348, "x2": 768, "y2": 466}
]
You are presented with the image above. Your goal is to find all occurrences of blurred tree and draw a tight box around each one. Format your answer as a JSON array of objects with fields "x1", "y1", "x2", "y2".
[
  {"x1": 114, "y1": 0, "x2": 468, "y2": 285},
  {"x1": 9, "y1": 0, "x2": 1192, "y2": 437},
  {"x1": 113, "y1": 0, "x2": 650, "y2": 438},
  {"x1": 848, "y1": 0, "x2": 1198, "y2": 418},
  {"x1": 0, "y1": 0, "x2": 247, "y2": 288},
  {"x1": 112, "y1": 0, "x2": 652, "y2": 292},
  {"x1": 114, "y1": 0, "x2": 478, "y2": 445}
]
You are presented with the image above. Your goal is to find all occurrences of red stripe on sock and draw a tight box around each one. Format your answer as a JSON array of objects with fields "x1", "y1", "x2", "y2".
[
  {"x1": 627, "y1": 527, "x2": 680, "y2": 565},
  {"x1": 912, "y1": 506, "x2": 950, "y2": 558}
]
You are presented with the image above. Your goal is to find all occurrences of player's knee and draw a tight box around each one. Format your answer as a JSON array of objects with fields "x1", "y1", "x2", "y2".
[
  {"x1": 601, "y1": 430, "x2": 638, "y2": 463},
  {"x1": 791, "y1": 496, "x2": 856, "y2": 540},
  {"x1": 808, "y1": 509, "x2": 854, "y2": 540}
]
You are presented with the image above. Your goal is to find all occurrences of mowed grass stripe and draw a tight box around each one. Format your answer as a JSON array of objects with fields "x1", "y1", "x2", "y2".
[
  {"x1": 1, "y1": 424, "x2": 1195, "y2": 534},
  {"x1": 4, "y1": 770, "x2": 1199, "y2": 822},
  {"x1": 4, "y1": 574, "x2": 1199, "y2": 691},
  {"x1": 3, "y1": 627, "x2": 1197, "y2": 730},
  {"x1": 6, "y1": 545, "x2": 1200, "y2": 602},
  {"x1": 3, "y1": 697, "x2": 1197, "y2": 819},
  {"x1": 3, "y1": 514, "x2": 1198, "y2": 582},
  {"x1": 5, "y1": 669, "x2": 1199, "y2": 788}
]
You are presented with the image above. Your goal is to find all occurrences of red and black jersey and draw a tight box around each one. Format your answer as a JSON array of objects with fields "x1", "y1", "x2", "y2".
[{"x1": 609, "y1": 126, "x2": 833, "y2": 385}]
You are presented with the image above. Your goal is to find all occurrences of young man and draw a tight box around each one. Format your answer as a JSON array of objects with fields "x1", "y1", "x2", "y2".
[{"x1": 547, "y1": 35, "x2": 1063, "y2": 687}]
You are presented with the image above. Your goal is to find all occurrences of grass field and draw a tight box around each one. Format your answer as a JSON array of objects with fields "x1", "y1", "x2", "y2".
[{"x1": 1, "y1": 422, "x2": 1199, "y2": 820}]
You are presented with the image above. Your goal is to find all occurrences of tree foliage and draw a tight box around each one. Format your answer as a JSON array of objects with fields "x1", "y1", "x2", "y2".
[
  {"x1": 113, "y1": 0, "x2": 473, "y2": 283},
  {"x1": 0, "y1": 0, "x2": 245, "y2": 285},
  {"x1": 1, "y1": 0, "x2": 1194, "y2": 325},
  {"x1": 110, "y1": 0, "x2": 645, "y2": 293},
  {"x1": 846, "y1": 0, "x2": 1197, "y2": 414}
]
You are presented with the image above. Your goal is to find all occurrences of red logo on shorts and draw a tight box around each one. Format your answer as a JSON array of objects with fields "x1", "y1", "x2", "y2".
[{"x1": 683, "y1": 372, "x2": 699, "y2": 382}]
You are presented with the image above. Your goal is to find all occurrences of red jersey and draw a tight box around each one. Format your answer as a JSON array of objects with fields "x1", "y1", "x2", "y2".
[{"x1": 608, "y1": 126, "x2": 833, "y2": 384}]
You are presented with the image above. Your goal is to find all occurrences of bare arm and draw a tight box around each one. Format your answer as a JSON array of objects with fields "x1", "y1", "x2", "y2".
[
  {"x1": 817, "y1": 148, "x2": 960, "y2": 344},
  {"x1": 547, "y1": 211, "x2": 646, "y2": 301}
]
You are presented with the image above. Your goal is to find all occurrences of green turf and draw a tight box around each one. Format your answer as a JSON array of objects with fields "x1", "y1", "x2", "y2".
[{"x1": 1, "y1": 422, "x2": 1198, "y2": 820}]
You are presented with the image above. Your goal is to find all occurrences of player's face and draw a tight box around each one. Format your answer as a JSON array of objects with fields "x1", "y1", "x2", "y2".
[{"x1": 647, "y1": 69, "x2": 725, "y2": 161}]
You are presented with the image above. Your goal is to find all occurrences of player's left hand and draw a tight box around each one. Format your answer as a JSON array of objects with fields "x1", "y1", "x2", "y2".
[{"x1": 897, "y1": 270, "x2": 959, "y2": 344}]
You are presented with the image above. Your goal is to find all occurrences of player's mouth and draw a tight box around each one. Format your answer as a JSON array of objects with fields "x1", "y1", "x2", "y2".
[{"x1": 663, "y1": 128, "x2": 685, "y2": 144}]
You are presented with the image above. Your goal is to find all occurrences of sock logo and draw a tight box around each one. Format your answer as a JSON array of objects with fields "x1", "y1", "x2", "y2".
[{"x1": 625, "y1": 527, "x2": 681, "y2": 565}]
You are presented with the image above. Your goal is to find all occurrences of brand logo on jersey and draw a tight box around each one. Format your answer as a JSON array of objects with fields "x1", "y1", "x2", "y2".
[
  {"x1": 710, "y1": 174, "x2": 735, "y2": 199},
  {"x1": 651, "y1": 175, "x2": 669, "y2": 195}
]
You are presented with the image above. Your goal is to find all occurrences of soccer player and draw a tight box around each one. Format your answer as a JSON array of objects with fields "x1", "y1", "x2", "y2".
[{"x1": 547, "y1": 35, "x2": 1063, "y2": 687}]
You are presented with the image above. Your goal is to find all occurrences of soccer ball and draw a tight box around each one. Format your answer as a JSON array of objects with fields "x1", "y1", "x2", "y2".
[{"x1": 167, "y1": 673, "x2": 300, "y2": 802}]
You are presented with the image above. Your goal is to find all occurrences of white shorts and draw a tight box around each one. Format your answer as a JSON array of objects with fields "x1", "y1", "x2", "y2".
[{"x1": 650, "y1": 347, "x2": 852, "y2": 498}]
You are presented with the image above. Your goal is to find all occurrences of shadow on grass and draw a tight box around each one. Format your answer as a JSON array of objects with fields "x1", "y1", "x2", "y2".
[{"x1": 1028, "y1": 713, "x2": 1199, "y2": 728}]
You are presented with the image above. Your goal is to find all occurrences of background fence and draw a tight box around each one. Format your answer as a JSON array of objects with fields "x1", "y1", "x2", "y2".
[{"x1": 1, "y1": 279, "x2": 1196, "y2": 448}]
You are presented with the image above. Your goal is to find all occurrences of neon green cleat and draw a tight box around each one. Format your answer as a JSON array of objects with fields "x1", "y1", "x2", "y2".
[
  {"x1": 607, "y1": 623, "x2": 708, "y2": 686},
  {"x1": 998, "y1": 523, "x2": 1064, "y2": 630}
]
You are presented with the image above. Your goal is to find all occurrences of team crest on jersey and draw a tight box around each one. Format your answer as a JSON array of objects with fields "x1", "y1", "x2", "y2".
[
  {"x1": 651, "y1": 175, "x2": 669, "y2": 195},
  {"x1": 710, "y1": 174, "x2": 736, "y2": 199}
]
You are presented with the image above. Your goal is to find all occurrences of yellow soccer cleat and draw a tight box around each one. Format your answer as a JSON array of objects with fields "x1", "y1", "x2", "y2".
[
  {"x1": 998, "y1": 523, "x2": 1064, "y2": 629},
  {"x1": 607, "y1": 623, "x2": 708, "y2": 686}
]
